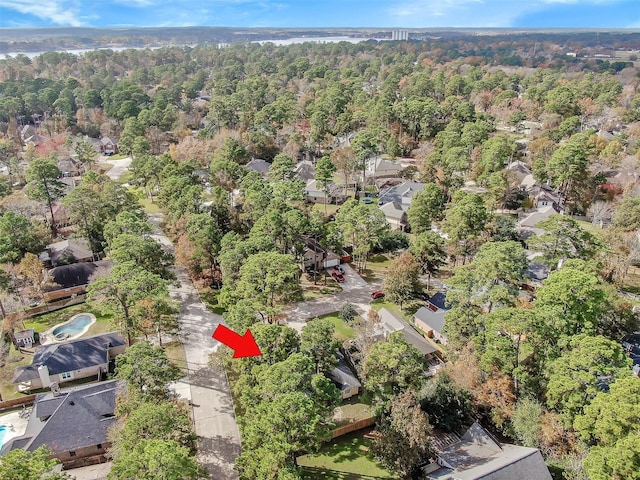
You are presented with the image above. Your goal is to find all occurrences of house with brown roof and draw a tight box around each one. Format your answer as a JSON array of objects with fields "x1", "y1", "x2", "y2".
[{"x1": 41, "y1": 238, "x2": 94, "y2": 267}]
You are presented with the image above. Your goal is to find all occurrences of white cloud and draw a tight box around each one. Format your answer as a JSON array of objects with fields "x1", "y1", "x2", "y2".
[{"x1": 1, "y1": 0, "x2": 83, "y2": 26}]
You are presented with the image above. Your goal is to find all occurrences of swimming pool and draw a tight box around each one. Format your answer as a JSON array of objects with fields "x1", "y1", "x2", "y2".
[
  {"x1": 0, "y1": 425, "x2": 7, "y2": 449},
  {"x1": 45, "y1": 313, "x2": 97, "y2": 343}
]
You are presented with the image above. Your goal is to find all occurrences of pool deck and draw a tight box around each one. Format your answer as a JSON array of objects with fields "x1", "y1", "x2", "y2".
[
  {"x1": 41, "y1": 313, "x2": 96, "y2": 345},
  {"x1": 0, "y1": 410, "x2": 30, "y2": 447}
]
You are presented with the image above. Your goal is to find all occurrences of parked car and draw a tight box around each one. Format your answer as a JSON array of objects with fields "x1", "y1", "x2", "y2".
[
  {"x1": 330, "y1": 269, "x2": 345, "y2": 282},
  {"x1": 371, "y1": 291, "x2": 385, "y2": 299},
  {"x1": 335, "y1": 265, "x2": 345, "y2": 274}
]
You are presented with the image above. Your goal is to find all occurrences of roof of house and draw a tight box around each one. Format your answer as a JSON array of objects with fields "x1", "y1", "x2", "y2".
[
  {"x1": 246, "y1": 158, "x2": 271, "y2": 174},
  {"x1": 517, "y1": 206, "x2": 559, "y2": 229},
  {"x1": 14, "y1": 329, "x2": 35, "y2": 341},
  {"x1": 100, "y1": 137, "x2": 116, "y2": 145},
  {"x1": 294, "y1": 160, "x2": 315, "y2": 181},
  {"x1": 377, "y1": 308, "x2": 437, "y2": 355},
  {"x1": 13, "y1": 332, "x2": 127, "y2": 384},
  {"x1": 379, "y1": 201, "x2": 407, "y2": 221},
  {"x1": 47, "y1": 260, "x2": 113, "y2": 289},
  {"x1": 414, "y1": 305, "x2": 447, "y2": 335},
  {"x1": 378, "y1": 181, "x2": 425, "y2": 205},
  {"x1": 46, "y1": 238, "x2": 93, "y2": 264},
  {"x1": 327, "y1": 352, "x2": 361, "y2": 392},
  {"x1": 1, "y1": 380, "x2": 122, "y2": 456},
  {"x1": 519, "y1": 174, "x2": 537, "y2": 191},
  {"x1": 366, "y1": 157, "x2": 402, "y2": 174},
  {"x1": 427, "y1": 422, "x2": 552, "y2": 480}
]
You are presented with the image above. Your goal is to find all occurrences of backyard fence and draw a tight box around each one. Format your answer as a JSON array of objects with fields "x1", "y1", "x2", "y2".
[
  {"x1": 0, "y1": 394, "x2": 36, "y2": 412},
  {"x1": 331, "y1": 416, "x2": 375, "y2": 439}
]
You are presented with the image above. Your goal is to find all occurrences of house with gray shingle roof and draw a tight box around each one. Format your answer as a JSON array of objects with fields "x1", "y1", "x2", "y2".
[
  {"x1": 13, "y1": 332, "x2": 127, "y2": 391},
  {"x1": 327, "y1": 352, "x2": 361, "y2": 399},
  {"x1": 1, "y1": 380, "x2": 123, "y2": 469},
  {"x1": 424, "y1": 422, "x2": 552, "y2": 480},
  {"x1": 414, "y1": 292, "x2": 450, "y2": 345}
]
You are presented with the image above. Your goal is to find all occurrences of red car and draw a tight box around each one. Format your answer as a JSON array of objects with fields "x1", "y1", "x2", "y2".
[
  {"x1": 371, "y1": 291, "x2": 385, "y2": 299},
  {"x1": 331, "y1": 269, "x2": 345, "y2": 282}
]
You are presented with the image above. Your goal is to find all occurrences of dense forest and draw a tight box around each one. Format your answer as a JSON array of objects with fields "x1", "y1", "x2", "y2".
[{"x1": 2, "y1": 32, "x2": 640, "y2": 480}]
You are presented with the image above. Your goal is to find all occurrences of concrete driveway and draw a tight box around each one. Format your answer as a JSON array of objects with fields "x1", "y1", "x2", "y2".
[{"x1": 103, "y1": 156, "x2": 132, "y2": 181}]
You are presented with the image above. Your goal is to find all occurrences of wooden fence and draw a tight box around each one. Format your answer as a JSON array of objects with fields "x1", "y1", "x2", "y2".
[
  {"x1": 331, "y1": 416, "x2": 375, "y2": 439},
  {"x1": 4, "y1": 294, "x2": 87, "y2": 326},
  {"x1": 0, "y1": 394, "x2": 36, "y2": 412}
]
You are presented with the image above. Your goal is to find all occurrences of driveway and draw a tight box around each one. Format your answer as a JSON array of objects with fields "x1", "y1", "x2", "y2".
[
  {"x1": 337, "y1": 263, "x2": 367, "y2": 292},
  {"x1": 285, "y1": 276, "x2": 382, "y2": 332},
  {"x1": 148, "y1": 213, "x2": 240, "y2": 480},
  {"x1": 103, "y1": 156, "x2": 132, "y2": 181}
]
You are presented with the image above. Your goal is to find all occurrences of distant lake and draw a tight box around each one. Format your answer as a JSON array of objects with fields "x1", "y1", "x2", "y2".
[
  {"x1": 253, "y1": 36, "x2": 384, "y2": 46},
  {"x1": 0, "y1": 37, "x2": 386, "y2": 60},
  {"x1": 0, "y1": 45, "x2": 165, "y2": 60}
]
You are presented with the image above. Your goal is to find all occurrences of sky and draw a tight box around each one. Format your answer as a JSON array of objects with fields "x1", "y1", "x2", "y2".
[{"x1": 0, "y1": 0, "x2": 639, "y2": 29}]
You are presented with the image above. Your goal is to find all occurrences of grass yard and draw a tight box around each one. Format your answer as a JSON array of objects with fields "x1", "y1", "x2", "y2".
[
  {"x1": 370, "y1": 300, "x2": 419, "y2": 322},
  {"x1": 302, "y1": 274, "x2": 343, "y2": 301},
  {"x1": 360, "y1": 254, "x2": 394, "y2": 282},
  {"x1": 310, "y1": 313, "x2": 356, "y2": 342},
  {"x1": 198, "y1": 288, "x2": 226, "y2": 315},
  {"x1": 0, "y1": 342, "x2": 34, "y2": 400},
  {"x1": 297, "y1": 431, "x2": 397, "y2": 480},
  {"x1": 162, "y1": 340, "x2": 188, "y2": 375},
  {"x1": 312, "y1": 203, "x2": 341, "y2": 217},
  {"x1": 22, "y1": 304, "x2": 114, "y2": 336}
]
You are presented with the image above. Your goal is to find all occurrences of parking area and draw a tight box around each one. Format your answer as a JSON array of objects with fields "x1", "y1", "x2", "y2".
[{"x1": 333, "y1": 263, "x2": 367, "y2": 292}]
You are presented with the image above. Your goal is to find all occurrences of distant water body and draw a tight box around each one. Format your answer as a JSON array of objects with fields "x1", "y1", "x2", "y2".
[{"x1": 0, "y1": 36, "x2": 384, "y2": 60}]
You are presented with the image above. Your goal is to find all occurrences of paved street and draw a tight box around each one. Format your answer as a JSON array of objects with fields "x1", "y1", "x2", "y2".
[{"x1": 148, "y1": 213, "x2": 241, "y2": 480}]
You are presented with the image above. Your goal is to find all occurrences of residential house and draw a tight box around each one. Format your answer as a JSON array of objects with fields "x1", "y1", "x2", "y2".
[
  {"x1": 246, "y1": 158, "x2": 271, "y2": 176},
  {"x1": 413, "y1": 292, "x2": 450, "y2": 345},
  {"x1": 40, "y1": 238, "x2": 94, "y2": 267},
  {"x1": 302, "y1": 237, "x2": 340, "y2": 270},
  {"x1": 100, "y1": 137, "x2": 117, "y2": 155},
  {"x1": 294, "y1": 160, "x2": 315, "y2": 182},
  {"x1": 1, "y1": 380, "x2": 122, "y2": 469},
  {"x1": 377, "y1": 181, "x2": 426, "y2": 231},
  {"x1": 424, "y1": 422, "x2": 552, "y2": 480},
  {"x1": 379, "y1": 202, "x2": 408, "y2": 231},
  {"x1": 377, "y1": 181, "x2": 425, "y2": 206},
  {"x1": 14, "y1": 328, "x2": 36, "y2": 348},
  {"x1": 20, "y1": 124, "x2": 45, "y2": 147},
  {"x1": 363, "y1": 157, "x2": 403, "y2": 183},
  {"x1": 517, "y1": 205, "x2": 559, "y2": 238},
  {"x1": 377, "y1": 308, "x2": 444, "y2": 376},
  {"x1": 43, "y1": 260, "x2": 113, "y2": 302},
  {"x1": 327, "y1": 352, "x2": 361, "y2": 399},
  {"x1": 305, "y1": 179, "x2": 346, "y2": 205},
  {"x1": 12, "y1": 332, "x2": 127, "y2": 392},
  {"x1": 57, "y1": 158, "x2": 83, "y2": 177}
]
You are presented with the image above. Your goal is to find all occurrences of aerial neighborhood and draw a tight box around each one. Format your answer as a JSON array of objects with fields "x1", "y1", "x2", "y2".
[{"x1": 1, "y1": 27, "x2": 640, "y2": 480}]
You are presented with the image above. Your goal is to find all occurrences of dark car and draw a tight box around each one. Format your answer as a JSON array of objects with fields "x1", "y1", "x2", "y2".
[{"x1": 371, "y1": 291, "x2": 385, "y2": 299}]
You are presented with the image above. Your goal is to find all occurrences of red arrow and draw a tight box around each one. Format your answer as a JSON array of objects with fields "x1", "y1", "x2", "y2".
[{"x1": 212, "y1": 324, "x2": 262, "y2": 358}]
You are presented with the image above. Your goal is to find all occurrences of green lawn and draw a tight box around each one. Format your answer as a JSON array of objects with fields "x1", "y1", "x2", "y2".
[
  {"x1": 0, "y1": 342, "x2": 33, "y2": 400},
  {"x1": 370, "y1": 300, "x2": 418, "y2": 322},
  {"x1": 297, "y1": 431, "x2": 397, "y2": 480},
  {"x1": 312, "y1": 203, "x2": 341, "y2": 217},
  {"x1": 302, "y1": 274, "x2": 343, "y2": 301},
  {"x1": 360, "y1": 255, "x2": 394, "y2": 282},
  {"x1": 22, "y1": 304, "x2": 114, "y2": 336},
  {"x1": 310, "y1": 313, "x2": 356, "y2": 342}
]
